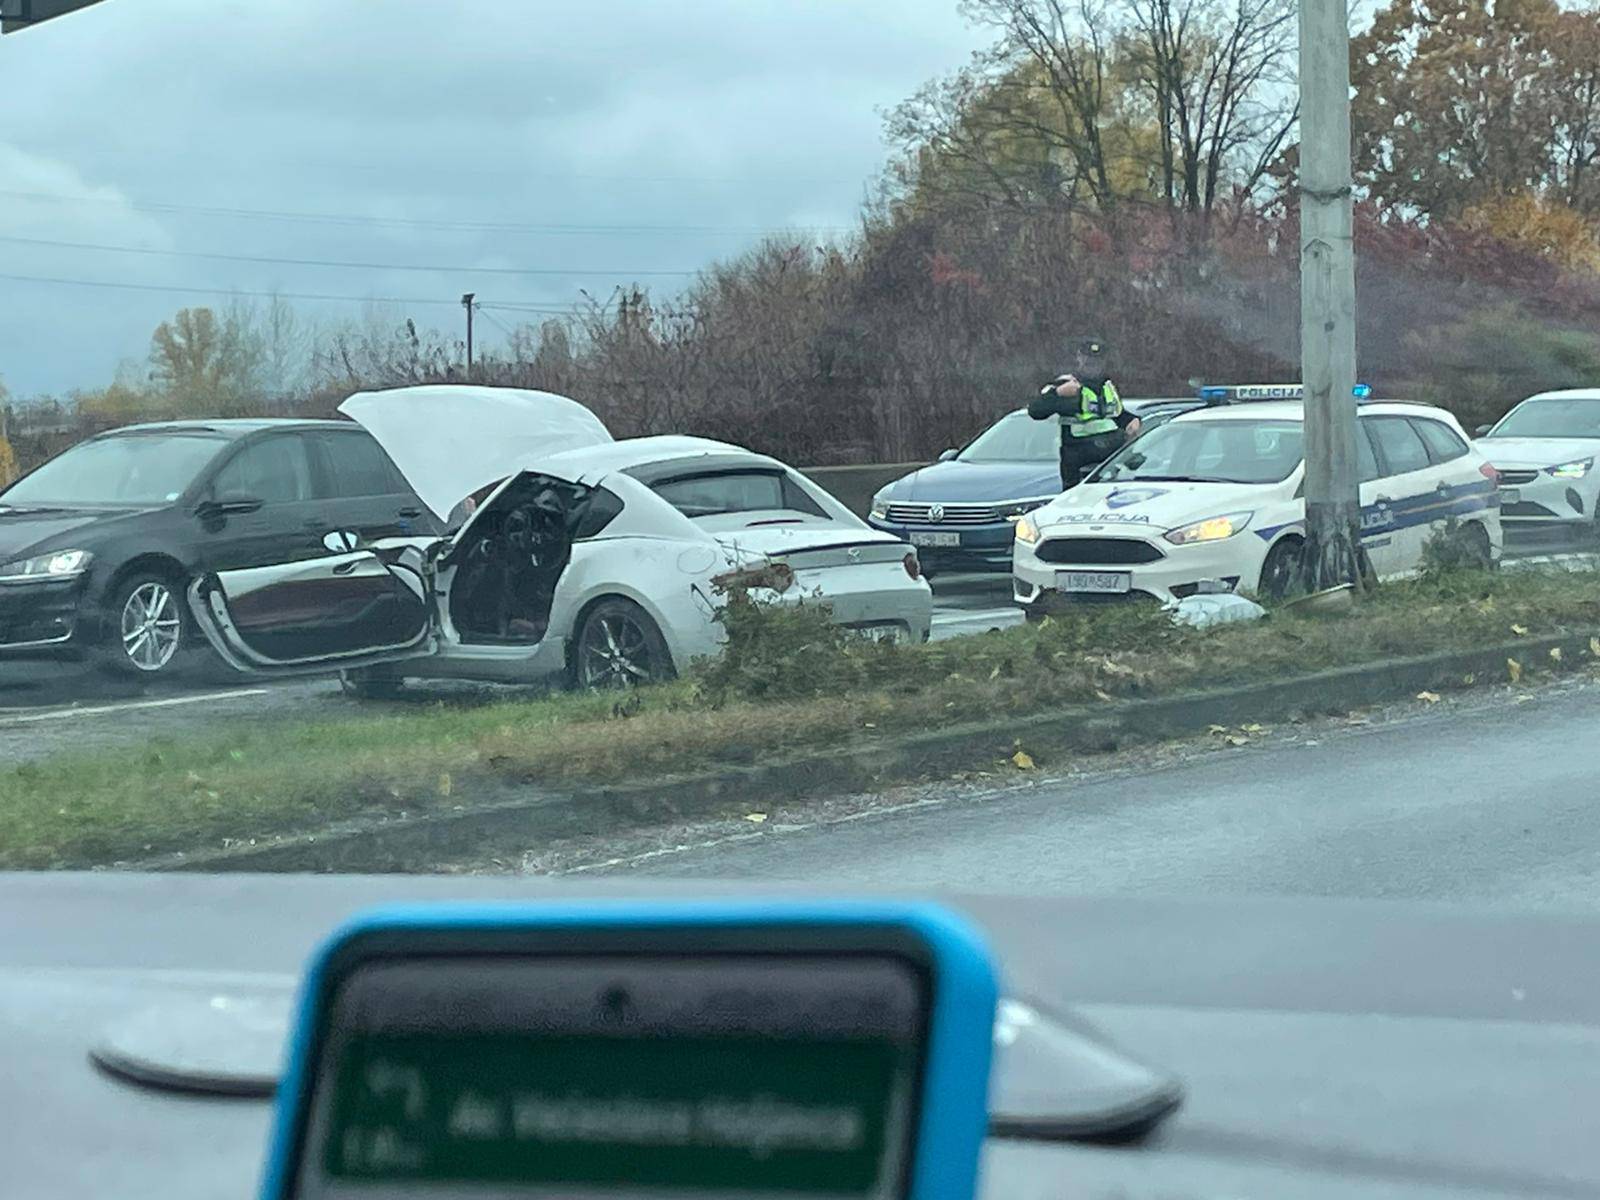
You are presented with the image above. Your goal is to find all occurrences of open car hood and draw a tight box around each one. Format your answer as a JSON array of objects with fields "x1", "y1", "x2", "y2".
[{"x1": 339, "y1": 386, "x2": 613, "y2": 521}]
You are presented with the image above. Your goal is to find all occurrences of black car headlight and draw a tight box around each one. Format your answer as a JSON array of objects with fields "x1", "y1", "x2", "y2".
[
  {"x1": 0, "y1": 549, "x2": 93, "y2": 582},
  {"x1": 997, "y1": 499, "x2": 1050, "y2": 522}
]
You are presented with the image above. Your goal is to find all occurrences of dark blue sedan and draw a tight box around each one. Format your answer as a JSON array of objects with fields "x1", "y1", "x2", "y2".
[{"x1": 867, "y1": 399, "x2": 1201, "y2": 573}]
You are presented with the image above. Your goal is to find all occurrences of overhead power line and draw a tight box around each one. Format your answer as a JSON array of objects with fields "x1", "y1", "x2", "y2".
[
  {"x1": 0, "y1": 270, "x2": 583, "y2": 311},
  {"x1": 0, "y1": 233, "x2": 701, "y2": 277},
  {"x1": 0, "y1": 189, "x2": 854, "y2": 237}
]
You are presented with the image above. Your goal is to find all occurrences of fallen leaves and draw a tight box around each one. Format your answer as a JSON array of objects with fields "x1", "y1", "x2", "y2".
[
  {"x1": 1591, "y1": 636, "x2": 1600, "y2": 658},
  {"x1": 437, "y1": 773, "x2": 452, "y2": 798},
  {"x1": 1416, "y1": 690, "x2": 1441, "y2": 704},
  {"x1": 1011, "y1": 743, "x2": 1036, "y2": 770},
  {"x1": 1507, "y1": 658, "x2": 1523, "y2": 685},
  {"x1": 1550, "y1": 646, "x2": 1563, "y2": 664},
  {"x1": 744, "y1": 812, "x2": 768, "y2": 824},
  {"x1": 1511, "y1": 624, "x2": 1529, "y2": 636}
]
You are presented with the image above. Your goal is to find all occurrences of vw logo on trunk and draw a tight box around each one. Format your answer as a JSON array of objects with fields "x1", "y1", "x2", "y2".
[{"x1": 928, "y1": 503, "x2": 946, "y2": 522}]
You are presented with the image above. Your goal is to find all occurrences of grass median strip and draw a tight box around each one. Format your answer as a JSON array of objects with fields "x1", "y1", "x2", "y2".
[{"x1": 4, "y1": 566, "x2": 1599, "y2": 869}]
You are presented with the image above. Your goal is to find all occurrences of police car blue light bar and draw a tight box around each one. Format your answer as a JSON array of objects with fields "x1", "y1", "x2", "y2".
[{"x1": 1198, "y1": 383, "x2": 1372, "y2": 402}]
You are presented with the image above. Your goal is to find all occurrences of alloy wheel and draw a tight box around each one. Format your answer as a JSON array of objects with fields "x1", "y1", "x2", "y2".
[
  {"x1": 579, "y1": 612, "x2": 655, "y2": 688},
  {"x1": 120, "y1": 581, "x2": 182, "y2": 673}
]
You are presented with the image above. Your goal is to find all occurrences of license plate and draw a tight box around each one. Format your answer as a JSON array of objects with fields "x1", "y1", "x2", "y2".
[
  {"x1": 1500, "y1": 487, "x2": 1521, "y2": 505},
  {"x1": 1057, "y1": 571, "x2": 1131, "y2": 594},
  {"x1": 910, "y1": 531, "x2": 960, "y2": 547}
]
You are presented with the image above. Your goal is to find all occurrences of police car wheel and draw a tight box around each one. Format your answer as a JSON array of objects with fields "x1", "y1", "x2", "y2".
[
  {"x1": 1455, "y1": 521, "x2": 1493, "y2": 569},
  {"x1": 1259, "y1": 539, "x2": 1301, "y2": 601}
]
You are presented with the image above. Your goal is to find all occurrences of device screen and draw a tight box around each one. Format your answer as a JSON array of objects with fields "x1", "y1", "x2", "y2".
[{"x1": 289, "y1": 953, "x2": 930, "y2": 1200}]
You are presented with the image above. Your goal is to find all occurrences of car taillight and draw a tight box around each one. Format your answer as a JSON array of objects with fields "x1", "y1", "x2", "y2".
[
  {"x1": 1479, "y1": 462, "x2": 1499, "y2": 484},
  {"x1": 903, "y1": 552, "x2": 921, "y2": 580}
]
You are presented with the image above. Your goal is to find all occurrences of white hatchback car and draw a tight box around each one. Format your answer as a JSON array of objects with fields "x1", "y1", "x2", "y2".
[
  {"x1": 186, "y1": 386, "x2": 932, "y2": 693},
  {"x1": 1475, "y1": 389, "x2": 1600, "y2": 549},
  {"x1": 1012, "y1": 399, "x2": 1502, "y2": 610}
]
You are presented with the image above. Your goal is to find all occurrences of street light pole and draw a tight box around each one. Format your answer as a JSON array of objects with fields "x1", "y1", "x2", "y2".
[
  {"x1": 1297, "y1": 0, "x2": 1365, "y2": 591},
  {"x1": 462, "y1": 292, "x2": 476, "y2": 379}
]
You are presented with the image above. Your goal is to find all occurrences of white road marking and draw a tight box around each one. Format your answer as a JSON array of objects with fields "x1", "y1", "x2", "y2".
[
  {"x1": 931, "y1": 607, "x2": 1021, "y2": 625},
  {"x1": 0, "y1": 687, "x2": 272, "y2": 725}
]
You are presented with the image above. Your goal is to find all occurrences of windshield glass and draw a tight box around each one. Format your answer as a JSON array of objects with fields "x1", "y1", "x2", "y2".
[
  {"x1": 1489, "y1": 398, "x2": 1600, "y2": 439},
  {"x1": 2, "y1": 434, "x2": 225, "y2": 506},
  {"x1": 959, "y1": 412, "x2": 1059, "y2": 463},
  {"x1": 1091, "y1": 419, "x2": 1304, "y2": 484}
]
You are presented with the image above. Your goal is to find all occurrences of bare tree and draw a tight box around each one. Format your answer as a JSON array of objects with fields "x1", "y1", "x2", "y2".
[{"x1": 1127, "y1": 0, "x2": 1297, "y2": 217}]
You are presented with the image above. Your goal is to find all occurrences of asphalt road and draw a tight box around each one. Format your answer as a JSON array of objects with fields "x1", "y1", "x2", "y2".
[{"x1": 594, "y1": 675, "x2": 1600, "y2": 910}]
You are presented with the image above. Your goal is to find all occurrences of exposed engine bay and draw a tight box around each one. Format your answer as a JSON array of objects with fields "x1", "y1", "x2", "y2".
[{"x1": 443, "y1": 475, "x2": 593, "y2": 644}]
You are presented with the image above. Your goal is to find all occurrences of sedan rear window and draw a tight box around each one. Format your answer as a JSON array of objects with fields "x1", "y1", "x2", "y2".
[
  {"x1": 651, "y1": 470, "x2": 825, "y2": 518},
  {"x1": 1, "y1": 433, "x2": 228, "y2": 507}
]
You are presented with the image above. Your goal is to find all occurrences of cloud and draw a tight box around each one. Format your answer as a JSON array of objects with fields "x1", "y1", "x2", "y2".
[{"x1": 0, "y1": 0, "x2": 986, "y2": 396}]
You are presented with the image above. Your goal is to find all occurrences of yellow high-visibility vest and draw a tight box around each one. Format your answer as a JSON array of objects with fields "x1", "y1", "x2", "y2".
[{"x1": 1060, "y1": 381, "x2": 1123, "y2": 438}]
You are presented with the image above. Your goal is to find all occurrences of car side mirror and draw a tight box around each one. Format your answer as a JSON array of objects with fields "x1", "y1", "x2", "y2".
[
  {"x1": 1474, "y1": 424, "x2": 1492, "y2": 437},
  {"x1": 1078, "y1": 464, "x2": 1097, "y2": 481},
  {"x1": 938, "y1": 448, "x2": 959, "y2": 462},
  {"x1": 196, "y1": 492, "x2": 264, "y2": 520}
]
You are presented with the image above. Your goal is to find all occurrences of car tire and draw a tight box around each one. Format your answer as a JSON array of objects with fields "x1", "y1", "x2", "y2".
[
  {"x1": 570, "y1": 598, "x2": 675, "y2": 689},
  {"x1": 339, "y1": 667, "x2": 406, "y2": 700},
  {"x1": 1258, "y1": 538, "x2": 1302, "y2": 601},
  {"x1": 99, "y1": 569, "x2": 189, "y2": 678}
]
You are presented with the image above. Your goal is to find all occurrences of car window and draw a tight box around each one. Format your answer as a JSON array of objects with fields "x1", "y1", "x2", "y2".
[
  {"x1": 315, "y1": 431, "x2": 408, "y2": 499},
  {"x1": 1411, "y1": 418, "x2": 1469, "y2": 464},
  {"x1": 1356, "y1": 421, "x2": 1381, "y2": 482},
  {"x1": 1368, "y1": 417, "x2": 1431, "y2": 476},
  {"x1": 211, "y1": 435, "x2": 314, "y2": 503},
  {"x1": 652, "y1": 471, "x2": 826, "y2": 518},
  {"x1": 1488, "y1": 397, "x2": 1600, "y2": 438},
  {"x1": 1094, "y1": 419, "x2": 1304, "y2": 485},
  {"x1": 959, "y1": 412, "x2": 1061, "y2": 463},
  {"x1": 1, "y1": 433, "x2": 227, "y2": 506}
]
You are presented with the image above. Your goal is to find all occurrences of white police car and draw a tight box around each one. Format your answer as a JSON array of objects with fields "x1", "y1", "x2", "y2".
[
  {"x1": 1475, "y1": 388, "x2": 1600, "y2": 549},
  {"x1": 1012, "y1": 390, "x2": 1502, "y2": 610}
]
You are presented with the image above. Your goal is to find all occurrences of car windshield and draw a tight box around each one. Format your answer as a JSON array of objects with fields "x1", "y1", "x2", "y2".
[
  {"x1": 959, "y1": 412, "x2": 1060, "y2": 463},
  {"x1": 1489, "y1": 398, "x2": 1600, "y2": 439},
  {"x1": 1, "y1": 433, "x2": 226, "y2": 507},
  {"x1": 1091, "y1": 418, "x2": 1304, "y2": 484}
]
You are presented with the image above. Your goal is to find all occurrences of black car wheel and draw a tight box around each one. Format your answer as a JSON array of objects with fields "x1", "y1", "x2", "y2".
[
  {"x1": 571, "y1": 598, "x2": 674, "y2": 689},
  {"x1": 1258, "y1": 538, "x2": 1302, "y2": 601},
  {"x1": 103, "y1": 571, "x2": 187, "y2": 676}
]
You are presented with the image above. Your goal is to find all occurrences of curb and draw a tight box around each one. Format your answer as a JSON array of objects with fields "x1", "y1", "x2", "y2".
[{"x1": 150, "y1": 631, "x2": 1597, "y2": 874}]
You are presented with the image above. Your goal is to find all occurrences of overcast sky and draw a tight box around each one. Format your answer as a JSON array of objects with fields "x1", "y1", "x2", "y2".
[{"x1": 0, "y1": 0, "x2": 987, "y2": 399}]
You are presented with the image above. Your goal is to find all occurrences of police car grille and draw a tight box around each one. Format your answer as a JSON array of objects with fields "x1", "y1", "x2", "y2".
[
  {"x1": 1497, "y1": 470, "x2": 1539, "y2": 486},
  {"x1": 1035, "y1": 537, "x2": 1164, "y2": 565},
  {"x1": 884, "y1": 503, "x2": 998, "y2": 525}
]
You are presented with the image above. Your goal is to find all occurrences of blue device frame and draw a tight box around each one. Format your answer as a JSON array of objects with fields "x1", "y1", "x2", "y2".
[{"x1": 259, "y1": 898, "x2": 999, "y2": 1200}]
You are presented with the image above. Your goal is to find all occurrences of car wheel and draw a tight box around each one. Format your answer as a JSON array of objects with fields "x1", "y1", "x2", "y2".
[
  {"x1": 1457, "y1": 520, "x2": 1494, "y2": 569},
  {"x1": 1258, "y1": 538, "x2": 1302, "y2": 601},
  {"x1": 571, "y1": 598, "x2": 674, "y2": 689},
  {"x1": 101, "y1": 571, "x2": 187, "y2": 677},
  {"x1": 340, "y1": 667, "x2": 406, "y2": 700}
]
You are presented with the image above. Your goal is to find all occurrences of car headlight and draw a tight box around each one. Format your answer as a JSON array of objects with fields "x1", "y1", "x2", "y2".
[
  {"x1": 1163, "y1": 512, "x2": 1253, "y2": 545},
  {"x1": 0, "y1": 549, "x2": 93, "y2": 582},
  {"x1": 1546, "y1": 458, "x2": 1594, "y2": 479},
  {"x1": 869, "y1": 493, "x2": 889, "y2": 521},
  {"x1": 999, "y1": 499, "x2": 1048, "y2": 522},
  {"x1": 1014, "y1": 514, "x2": 1041, "y2": 545}
]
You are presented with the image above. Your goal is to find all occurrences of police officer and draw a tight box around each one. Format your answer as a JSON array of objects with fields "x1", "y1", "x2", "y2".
[{"x1": 1028, "y1": 339, "x2": 1142, "y2": 491}]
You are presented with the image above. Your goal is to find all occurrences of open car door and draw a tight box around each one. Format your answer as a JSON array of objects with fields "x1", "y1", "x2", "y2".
[{"x1": 188, "y1": 535, "x2": 437, "y2": 676}]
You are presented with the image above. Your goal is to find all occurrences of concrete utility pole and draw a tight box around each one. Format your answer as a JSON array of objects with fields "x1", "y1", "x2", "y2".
[
  {"x1": 1297, "y1": 0, "x2": 1366, "y2": 590},
  {"x1": 462, "y1": 293, "x2": 476, "y2": 378}
]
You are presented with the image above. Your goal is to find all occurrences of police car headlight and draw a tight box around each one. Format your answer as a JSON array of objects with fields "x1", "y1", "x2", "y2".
[
  {"x1": 1164, "y1": 512, "x2": 1253, "y2": 545},
  {"x1": 869, "y1": 493, "x2": 889, "y2": 521},
  {"x1": 1547, "y1": 458, "x2": 1593, "y2": 479},
  {"x1": 1014, "y1": 515, "x2": 1041, "y2": 545}
]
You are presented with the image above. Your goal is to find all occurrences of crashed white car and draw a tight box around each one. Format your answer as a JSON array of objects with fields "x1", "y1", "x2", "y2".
[
  {"x1": 1012, "y1": 399, "x2": 1502, "y2": 611},
  {"x1": 1475, "y1": 389, "x2": 1600, "y2": 548},
  {"x1": 187, "y1": 386, "x2": 932, "y2": 694}
]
